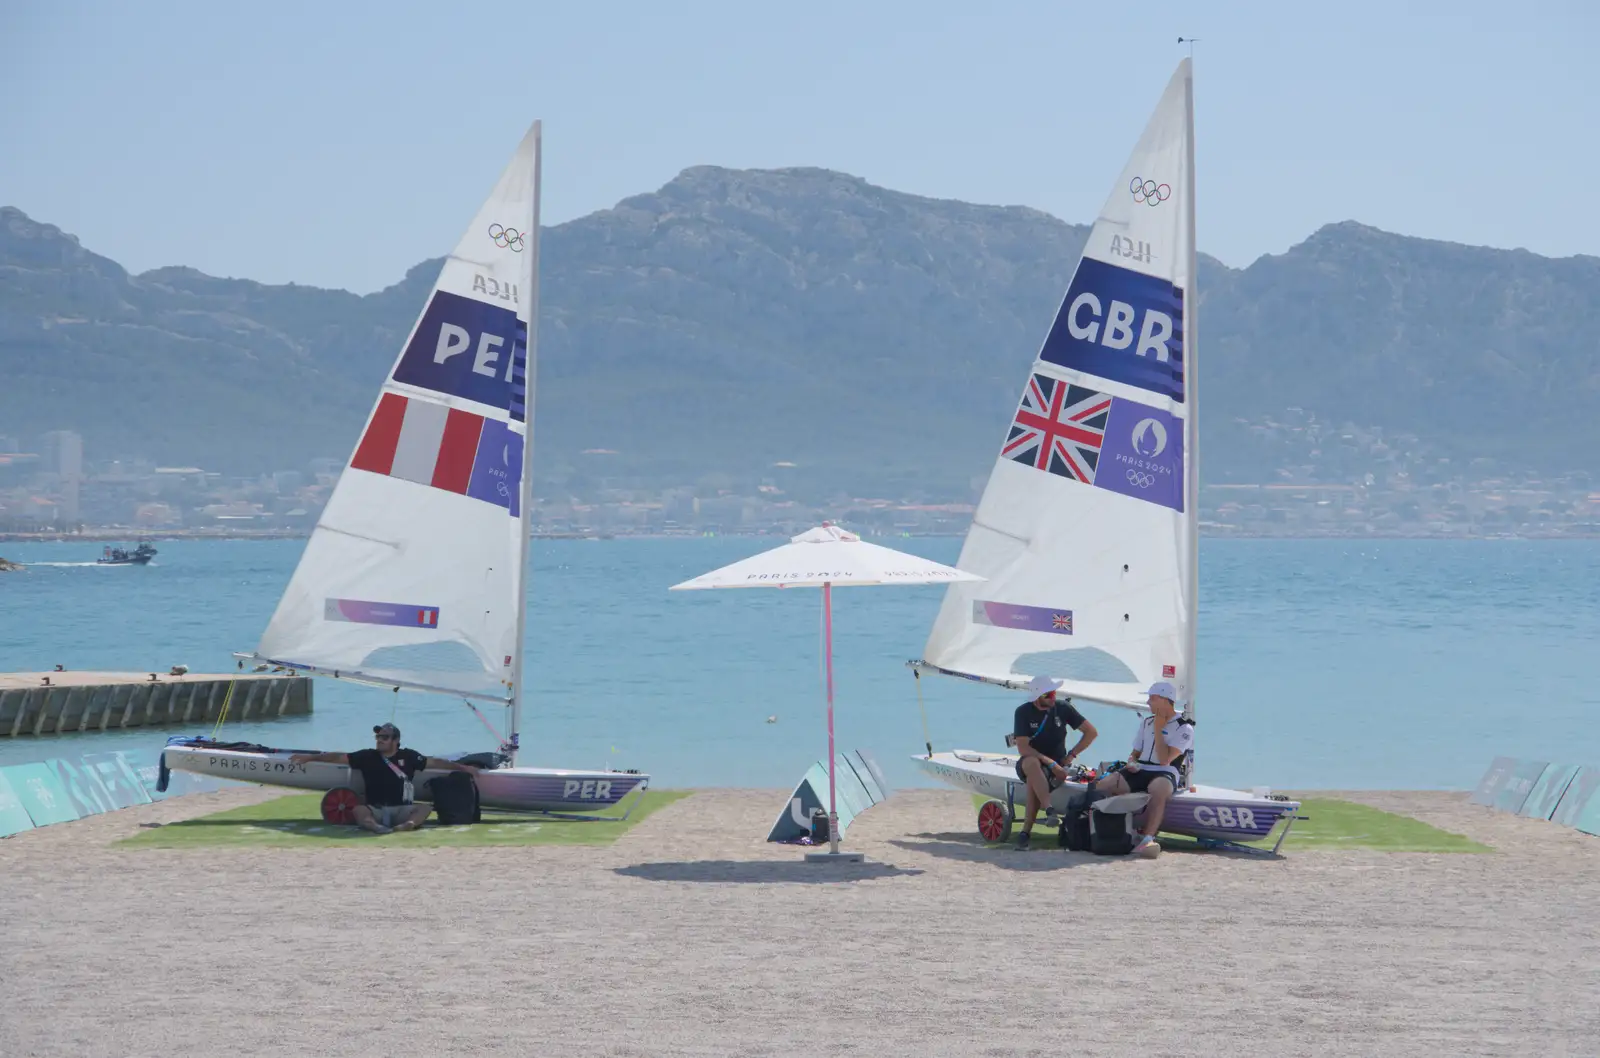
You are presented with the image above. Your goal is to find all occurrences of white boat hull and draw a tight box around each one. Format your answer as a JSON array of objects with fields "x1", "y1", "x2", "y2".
[
  {"x1": 162, "y1": 744, "x2": 648, "y2": 814},
  {"x1": 914, "y1": 750, "x2": 1299, "y2": 846}
]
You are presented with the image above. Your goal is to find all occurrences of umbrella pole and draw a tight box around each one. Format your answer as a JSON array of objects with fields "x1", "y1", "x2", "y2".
[{"x1": 824, "y1": 579, "x2": 839, "y2": 855}]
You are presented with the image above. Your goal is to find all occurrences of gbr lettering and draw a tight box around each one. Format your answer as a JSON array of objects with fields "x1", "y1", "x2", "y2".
[
  {"x1": 1038, "y1": 257, "x2": 1184, "y2": 401},
  {"x1": 1064, "y1": 291, "x2": 1174, "y2": 363},
  {"x1": 1192, "y1": 804, "x2": 1257, "y2": 830}
]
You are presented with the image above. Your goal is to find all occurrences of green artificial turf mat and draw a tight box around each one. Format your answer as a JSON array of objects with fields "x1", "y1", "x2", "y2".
[
  {"x1": 1244, "y1": 797, "x2": 1489, "y2": 853},
  {"x1": 121, "y1": 789, "x2": 689, "y2": 848},
  {"x1": 971, "y1": 794, "x2": 1490, "y2": 853}
]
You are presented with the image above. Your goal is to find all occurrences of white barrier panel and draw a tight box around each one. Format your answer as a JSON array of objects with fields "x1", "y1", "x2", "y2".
[
  {"x1": 1519, "y1": 764, "x2": 1580, "y2": 820},
  {"x1": 1552, "y1": 767, "x2": 1600, "y2": 836},
  {"x1": 0, "y1": 746, "x2": 243, "y2": 835},
  {"x1": 0, "y1": 770, "x2": 35, "y2": 837},
  {"x1": 1468, "y1": 757, "x2": 1518, "y2": 807},
  {"x1": 1, "y1": 762, "x2": 78, "y2": 827},
  {"x1": 766, "y1": 749, "x2": 889, "y2": 843}
]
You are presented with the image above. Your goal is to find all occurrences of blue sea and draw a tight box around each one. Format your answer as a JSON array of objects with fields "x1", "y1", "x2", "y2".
[{"x1": 1, "y1": 537, "x2": 1596, "y2": 792}]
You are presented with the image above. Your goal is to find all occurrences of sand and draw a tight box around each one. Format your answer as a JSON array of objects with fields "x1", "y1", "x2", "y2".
[{"x1": 3, "y1": 787, "x2": 1598, "y2": 1057}]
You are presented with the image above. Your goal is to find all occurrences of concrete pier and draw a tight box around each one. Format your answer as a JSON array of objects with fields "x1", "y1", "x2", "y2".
[{"x1": 0, "y1": 672, "x2": 311, "y2": 737}]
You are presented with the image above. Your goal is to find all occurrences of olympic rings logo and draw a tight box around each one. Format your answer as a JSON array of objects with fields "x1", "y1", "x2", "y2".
[
  {"x1": 1130, "y1": 177, "x2": 1171, "y2": 207},
  {"x1": 488, "y1": 224, "x2": 525, "y2": 252},
  {"x1": 1126, "y1": 469, "x2": 1155, "y2": 489}
]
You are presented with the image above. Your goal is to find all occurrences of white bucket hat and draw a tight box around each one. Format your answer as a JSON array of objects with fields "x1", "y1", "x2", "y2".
[{"x1": 1024, "y1": 674, "x2": 1063, "y2": 698}]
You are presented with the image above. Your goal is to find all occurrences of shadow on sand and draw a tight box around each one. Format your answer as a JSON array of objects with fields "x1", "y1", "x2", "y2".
[
  {"x1": 613, "y1": 859, "x2": 924, "y2": 884},
  {"x1": 889, "y1": 831, "x2": 1101, "y2": 871},
  {"x1": 892, "y1": 830, "x2": 1283, "y2": 868}
]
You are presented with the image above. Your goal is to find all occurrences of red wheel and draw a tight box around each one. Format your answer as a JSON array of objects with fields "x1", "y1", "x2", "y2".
[
  {"x1": 977, "y1": 799, "x2": 1013, "y2": 842},
  {"x1": 320, "y1": 787, "x2": 360, "y2": 824}
]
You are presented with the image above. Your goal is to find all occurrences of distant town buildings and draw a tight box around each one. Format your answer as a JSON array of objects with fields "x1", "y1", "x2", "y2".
[
  {"x1": 37, "y1": 430, "x2": 83, "y2": 481},
  {"x1": 0, "y1": 417, "x2": 1596, "y2": 539}
]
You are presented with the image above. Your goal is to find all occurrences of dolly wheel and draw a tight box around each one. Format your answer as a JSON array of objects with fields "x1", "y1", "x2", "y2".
[
  {"x1": 321, "y1": 787, "x2": 360, "y2": 824},
  {"x1": 977, "y1": 799, "x2": 1013, "y2": 842}
]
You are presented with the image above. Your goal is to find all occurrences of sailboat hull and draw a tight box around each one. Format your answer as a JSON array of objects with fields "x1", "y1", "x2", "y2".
[
  {"x1": 913, "y1": 751, "x2": 1299, "y2": 845},
  {"x1": 162, "y1": 743, "x2": 648, "y2": 814}
]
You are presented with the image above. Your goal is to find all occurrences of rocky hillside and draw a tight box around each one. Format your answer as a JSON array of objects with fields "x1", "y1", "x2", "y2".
[{"x1": 2, "y1": 168, "x2": 1596, "y2": 496}]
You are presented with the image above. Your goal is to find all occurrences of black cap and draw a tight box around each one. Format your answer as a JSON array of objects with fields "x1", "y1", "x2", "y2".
[{"x1": 373, "y1": 723, "x2": 401, "y2": 740}]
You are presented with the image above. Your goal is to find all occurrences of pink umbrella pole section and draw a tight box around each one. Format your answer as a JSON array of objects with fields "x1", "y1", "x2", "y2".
[{"x1": 823, "y1": 580, "x2": 839, "y2": 854}]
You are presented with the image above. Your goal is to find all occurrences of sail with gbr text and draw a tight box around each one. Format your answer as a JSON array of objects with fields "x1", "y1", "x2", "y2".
[
  {"x1": 920, "y1": 61, "x2": 1197, "y2": 711},
  {"x1": 251, "y1": 125, "x2": 539, "y2": 702}
]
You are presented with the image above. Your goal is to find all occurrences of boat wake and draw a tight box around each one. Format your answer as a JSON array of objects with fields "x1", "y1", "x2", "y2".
[{"x1": 28, "y1": 561, "x2": 140, "y2": 568}]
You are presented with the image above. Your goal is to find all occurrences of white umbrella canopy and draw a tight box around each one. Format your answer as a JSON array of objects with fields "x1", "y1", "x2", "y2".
[
  {"x1": 670, "y1": 523, "x2": 982, "y2": 590},
  {"x1": 672, "y1": 524, "x2": 982, "y2": 860}
]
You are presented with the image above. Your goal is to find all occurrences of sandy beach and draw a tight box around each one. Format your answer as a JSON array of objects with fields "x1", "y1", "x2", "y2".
[{"x1": 3, "y1": 787, "x2": 1598, "y2": 1057}]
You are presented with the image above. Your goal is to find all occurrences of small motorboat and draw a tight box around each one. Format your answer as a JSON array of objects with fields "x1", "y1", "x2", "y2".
[{"x1": 97, "y1": 541, "x2": 157, "y2": 565}]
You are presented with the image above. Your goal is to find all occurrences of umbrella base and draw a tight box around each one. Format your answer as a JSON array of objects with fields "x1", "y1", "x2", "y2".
[{"x1": 804, "y1": 849, "x2": 865, "y2": 863}]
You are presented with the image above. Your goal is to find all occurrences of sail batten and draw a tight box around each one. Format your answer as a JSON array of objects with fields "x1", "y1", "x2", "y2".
[
  {"x1": 908, "y1": 660, "x2": 1149, "y2": 713},
  {"x1": 923, "y1": 60, "x2": 1197, "y2": 708},
  {"x1": 252, "y1": 124, "x2": 541, "y2": 703},
  {"x1": 234, "y1": 653, "x2": 513, "y2": 705}
]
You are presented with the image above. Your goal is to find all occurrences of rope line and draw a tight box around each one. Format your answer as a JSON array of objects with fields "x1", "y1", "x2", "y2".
[
  {"x1": 914, "y1": 669, "x2": 934, "y2": 758},
  {"x1": 461, "y1": 698, "x2": 504, "y2": 743},
  {"x1": 210, "y1": 680, "x2": 238, "y2": 739}
]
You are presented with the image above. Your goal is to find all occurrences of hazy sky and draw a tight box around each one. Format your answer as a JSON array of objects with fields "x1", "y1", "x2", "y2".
[{"x1": 2, "y1": 1, "x2": 1595, "y2": 293}]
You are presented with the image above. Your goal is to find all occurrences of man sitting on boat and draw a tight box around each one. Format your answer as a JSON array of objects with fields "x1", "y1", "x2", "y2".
[
  {"x1": 288, "y1": 723, "x2": 478, "y2": 835},
  {"x1": 1094, "y1": 680, "x2": 1193, "y2": 855},
  {"x1": 1012, "y1": 674, "x2": 1097, "y2": 850}
]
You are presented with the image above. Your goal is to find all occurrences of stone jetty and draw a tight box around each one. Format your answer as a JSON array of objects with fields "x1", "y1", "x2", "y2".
[{"x1": 0, "y1": 671, "x2": 311, "y2": 737}]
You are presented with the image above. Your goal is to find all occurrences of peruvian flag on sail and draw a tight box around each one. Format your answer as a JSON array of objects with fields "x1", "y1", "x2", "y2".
[{"x1": 350, "y1": 392, "x2": 521, "y2": 514}]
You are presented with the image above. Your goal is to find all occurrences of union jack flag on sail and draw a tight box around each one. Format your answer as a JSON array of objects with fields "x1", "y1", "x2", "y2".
[{"x1": 1001, "y1": 373, "x2": 1110, "y2": 483}]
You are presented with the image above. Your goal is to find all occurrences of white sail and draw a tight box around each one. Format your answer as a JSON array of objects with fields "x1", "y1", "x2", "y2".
[
  {"x1": 921, "y1": 61, "x2": 1197, "y2": 712},
  {"x1": 252, "y1": 125, "x2": 540, "y2": 703}
]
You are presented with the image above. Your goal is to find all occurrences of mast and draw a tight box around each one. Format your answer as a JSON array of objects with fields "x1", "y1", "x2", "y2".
[
  {"x1": 509, "y1": 120, "x2": 543, "y2": 766},
  {"x1": 1182, "y1": 63, "x2": 1199, "y2": 725}
]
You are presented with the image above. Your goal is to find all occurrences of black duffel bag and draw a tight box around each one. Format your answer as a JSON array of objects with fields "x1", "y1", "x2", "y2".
[
  {"x1": 1090, "y1": 805, "x2": 1137, "y2": 856},
  {"x1": 425, "y1": 771, "x2": 481, "y2": 825}
]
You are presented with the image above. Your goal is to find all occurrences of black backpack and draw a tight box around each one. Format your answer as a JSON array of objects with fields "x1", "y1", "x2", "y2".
[
  {"x1": 1058, "y1": 786, "x2": 1101, "y2": 851},
  {"x1": 425, "y1": 771, "x2": 481, "y2": 825}
]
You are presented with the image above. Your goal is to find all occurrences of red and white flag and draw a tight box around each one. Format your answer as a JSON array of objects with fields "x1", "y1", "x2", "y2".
[{"x1": 350, "y1": 392, "x2": 520, "y2": 513}]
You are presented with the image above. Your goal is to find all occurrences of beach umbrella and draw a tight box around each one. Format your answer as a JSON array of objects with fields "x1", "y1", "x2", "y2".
[{"x1": 671, "y1": 524, "x2": 983, "y2": 860}]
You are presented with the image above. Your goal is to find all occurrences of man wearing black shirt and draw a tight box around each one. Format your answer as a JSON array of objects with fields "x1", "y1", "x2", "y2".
[
  {"x1": 1012, "y1": 675, "x2": 1097, "y2": 850},
  {"x1": 289, "y1": 723, "x2": 478, "y2": 834}
]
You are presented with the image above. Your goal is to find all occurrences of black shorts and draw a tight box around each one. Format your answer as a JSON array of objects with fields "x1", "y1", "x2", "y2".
[
  {"x1": 1015, "y1": 758, "x2": 1064, "y2": 790},
  {"x1": 1118, "y1": 767, "x2": 1177, "y2": 794}
]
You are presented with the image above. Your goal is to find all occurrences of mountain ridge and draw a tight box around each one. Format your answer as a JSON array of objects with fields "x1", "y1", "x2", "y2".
[{"x1": 3, "y1": 166, "x2": 1596, "y2": 497}]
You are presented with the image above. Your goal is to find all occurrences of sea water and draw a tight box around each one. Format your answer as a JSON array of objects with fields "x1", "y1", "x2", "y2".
[{"x1": 1, "y1": 537, "x2": 1596, "y2": 792}]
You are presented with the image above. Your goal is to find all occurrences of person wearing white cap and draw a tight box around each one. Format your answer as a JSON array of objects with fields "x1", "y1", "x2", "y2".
[
  {"x1": 1012, "y1": 673, "x2": 1097, "y2": 850},
  {"x1": 1093, "y1": 679, "x2": 1193, "y2": 855}
]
